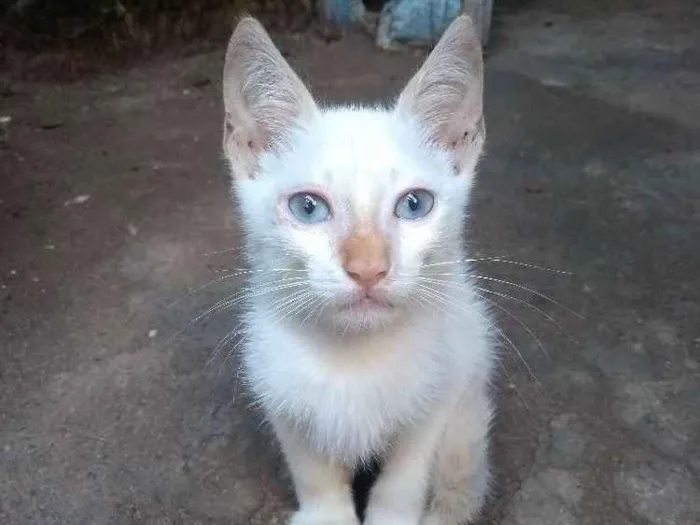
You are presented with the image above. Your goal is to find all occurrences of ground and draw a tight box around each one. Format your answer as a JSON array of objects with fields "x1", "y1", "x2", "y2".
[{"x1": 1, "y1": 1, "x2": 699, "y2": 524}]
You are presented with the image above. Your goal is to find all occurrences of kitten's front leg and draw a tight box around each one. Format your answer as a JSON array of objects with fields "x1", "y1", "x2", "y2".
[
  {"x1": 272, "y1": 418, "x2": 359, "y2": 525},
  {"x1": 364, "y1": 411, "x2": 449, "y2": 525}
]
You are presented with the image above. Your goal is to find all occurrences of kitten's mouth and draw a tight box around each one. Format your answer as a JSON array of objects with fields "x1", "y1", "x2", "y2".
[{"x1": 343, "y1": 292, "x2": 392, "y2": 310}]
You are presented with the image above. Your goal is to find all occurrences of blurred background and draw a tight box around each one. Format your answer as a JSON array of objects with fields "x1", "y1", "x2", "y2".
[{"x1": 1, "y1": 1, "x2": 699, "y2": 524}]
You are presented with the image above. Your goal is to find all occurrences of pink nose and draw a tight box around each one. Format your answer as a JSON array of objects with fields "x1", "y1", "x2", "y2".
[{"x1": 344, "y1": 258, "x2": 389, "y2": 290}]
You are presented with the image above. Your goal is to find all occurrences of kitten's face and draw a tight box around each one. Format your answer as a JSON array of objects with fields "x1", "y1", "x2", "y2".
[
  {"x1": 237, "y1": 110, "x2": 473, "y2": 331},
  {"x1": 223, "y1": 16, "x2": 484, "y2": 332}
]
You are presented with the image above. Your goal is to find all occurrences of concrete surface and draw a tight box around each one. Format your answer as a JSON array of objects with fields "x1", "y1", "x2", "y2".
[{"x1": 1, "y1": 1, "x2": 699, "y2": 524}]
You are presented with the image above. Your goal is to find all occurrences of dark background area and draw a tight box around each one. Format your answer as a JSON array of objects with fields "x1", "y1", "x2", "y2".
[{"x1": 1, "y1": 0, "x2": 318, "y2": 80}]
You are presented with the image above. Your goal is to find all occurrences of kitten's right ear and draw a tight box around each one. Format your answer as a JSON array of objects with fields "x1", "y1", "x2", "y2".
[{"x1": 222, "y1": 17, "x2": 317, "y2": 179}]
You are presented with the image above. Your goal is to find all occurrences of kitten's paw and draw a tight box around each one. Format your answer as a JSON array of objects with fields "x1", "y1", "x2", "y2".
[
  {"x1": 289, "y1": 507, "x2": 360, "y2": 525},
  {"x1": 422, "y1": 513, "x2": 446, "y2": 525},
  {"x1": 422, "y1": 507, "x2": 480, "y2": 525},
  {"x1": 365, "y1": 509, "x2": 421, "y2": 525}
]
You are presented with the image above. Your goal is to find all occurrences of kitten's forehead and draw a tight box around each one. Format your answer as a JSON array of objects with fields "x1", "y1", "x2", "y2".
[{"x1": 308, "y1": 108, "x2": 426, "y2": 211}]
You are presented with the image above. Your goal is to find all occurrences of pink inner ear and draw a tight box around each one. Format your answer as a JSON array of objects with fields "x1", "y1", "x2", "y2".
[
  {"x1": 222, "y1": 17, "x2": 317, "y2": 180},
  {"x1": 225, "y1": 110, "x2": 269, "y2": 150},
  {"x1": 394, "y1": 16, "x2": 483, "y2": 170}
]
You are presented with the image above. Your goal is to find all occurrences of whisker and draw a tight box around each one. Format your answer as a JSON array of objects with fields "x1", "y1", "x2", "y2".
[
  {"x1": 417, "y1": 276, "x2": 552, "y2": 358},
  {"x1": 192, "y1": 281, "x2": 306, "y2": 325},
  {"x1": 168, "y1": 273, "x2": 303, "y2": 309},
  {"x1": 224, "y1": 337, "x2": 247, "y2": 367},
  {"x1": 423, "y1": 271, "x2": 583, "y2": 320},
  {"x1": 340, "y1": 318, "x2": 352, "y2": 339},
  {"x1": 313, "y1": 297, "x2": 334, "y2": 326},
  {"x1": 472, "y1": 274, "x2": 583, "y2": 319},
  {"x1": 203, "y1": 245, "x2": 246, "y2": 257},
  {"x1": 475, "y1": 293, "x2": 550, "y2": 360},
  {"x1": 293, "y1": 296, "x2": 322, "y2": 325},
  {"x1": 414, "y1": 283, "x2": 540, "y2": 385},
  {"x1": 499, "y1": 361, "x2": 531, "y2": 409},
  {"x1": 276, "y1": 293, "x2": 317, "y2": 324},
  {"x1": 415, "y1": 275, "x2": 571, "y2": 340},
  {"x1": 421, "y1": 257, "x2": 572, "y2": 275},
  {"x1": 475, "y1": 286, "x2": 579, "y2": 345},
  {"x1": 208, "y1": 267, "x2": 308, "y2": 275},
  {"x1": 208, "y1": 324, "x2": 244, "y2": 366},
  {"x1": 170, "y1": 272, "x2": 307, "y2": 310},
  {"x1": 162, "y1": 280, "x2": 307, "y2": 355},
  {"x1": 300, "y1": 296, "x2": 329, "y2": 326},
  {"x1": 270, "y1": 290, "x2": 314, "y2": 321}
]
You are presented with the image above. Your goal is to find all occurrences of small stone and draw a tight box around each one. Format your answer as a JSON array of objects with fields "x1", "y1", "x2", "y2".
[
  {"x1": 148, "y1": 329, "x2": 158, "y2": 338},
  {"x1": 127, "y1": 224, "x2": 139, "y2": 236},
  {"x1": 104, "y1": 84, "x2": 125, "y2": 94},
  {"x1": 541, "y1": 77, "x2": 568, "y2": 87},
  {"x1": 64, "y1": 194, "x2": 90, "y2": 206},
  {"x1": 524, "y1": 181, "x2": 544, "y2": 193},
  {"x1": 9, "y1": 269, "x2": 17, "y2": 276},
  {"x1": 44, "y1": 244, "x2": 55, "y2": 250},
  {"x1": 190, "y1": 75, "x2": 211, "y2": 88},
  {"x1": 0, "y1": 115, "x2": 11, "y2": 143},
  {"x1": 40, "y1": 120, "x2": 65, "y2": 130}
]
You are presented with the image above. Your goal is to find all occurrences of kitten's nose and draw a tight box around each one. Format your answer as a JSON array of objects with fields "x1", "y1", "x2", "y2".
[
  {"x1": 344, "y1": 258, "x2": 389, "y2": 290},
  {"x1": 341, "y1": 224, "x2": 390, "y2": 290}
]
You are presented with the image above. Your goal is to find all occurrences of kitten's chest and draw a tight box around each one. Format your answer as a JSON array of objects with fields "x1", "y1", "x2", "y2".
[{"x1": 247, "y1": 327, "x2": 448, "y2": 461}]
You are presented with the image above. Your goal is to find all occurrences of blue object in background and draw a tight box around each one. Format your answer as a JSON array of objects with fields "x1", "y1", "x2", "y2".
[
  {"x1": 321, "y1": 0, "x2": 366, "y2": 29},
  {"x1": 319, "y1": 0, "x2": 492, "y2": 48},
  {"x1": 376, "y1": 0, "x2": 463, "y2": 48}
]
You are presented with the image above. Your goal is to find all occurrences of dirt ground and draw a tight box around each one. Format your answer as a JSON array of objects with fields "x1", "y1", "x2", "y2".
[{"x1": 1, "y1": 1, "x2": 699, "y2": 524}]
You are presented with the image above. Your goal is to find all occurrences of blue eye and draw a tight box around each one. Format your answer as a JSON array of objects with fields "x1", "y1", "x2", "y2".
[
  {"x1": 288, "y1": 193, "x2": 331, "y2": 224},
  {"x1": 395, "y1": 189, "x2": 434, "y2": 220}
]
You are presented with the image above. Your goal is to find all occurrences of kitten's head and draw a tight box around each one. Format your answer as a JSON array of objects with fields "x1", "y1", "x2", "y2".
[{"x1": 222, "y1": 16, "x2": 485, "y2": 333}]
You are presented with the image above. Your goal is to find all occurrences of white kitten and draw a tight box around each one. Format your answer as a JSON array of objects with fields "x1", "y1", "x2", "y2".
[{"x1": 222, "y1": 15, "x2": 495, "y2": 525}]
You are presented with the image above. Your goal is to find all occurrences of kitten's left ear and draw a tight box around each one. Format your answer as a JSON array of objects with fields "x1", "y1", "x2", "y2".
[
  {"x1": 395, "y1": 15, "x2": 485, "y2": 176},
  {"x1": 222, "y1": 17, "x2": 318, "y2": 179}
]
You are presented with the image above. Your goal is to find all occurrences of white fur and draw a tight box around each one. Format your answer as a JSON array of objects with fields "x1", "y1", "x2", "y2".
[{"x1": 223, "y1": 15, "x2": 496, "y2": 525}]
